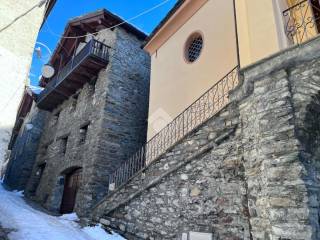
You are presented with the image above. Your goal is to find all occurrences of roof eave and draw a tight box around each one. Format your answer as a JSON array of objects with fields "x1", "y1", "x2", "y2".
[
  {"x1": 144, "y1": 0, "x2": 185, "y2": 49},
  {"x1": 143, "y1": 0, "x2": 208, "y2": 55},
  {"x1": 40, "y1": 0, "x2": 57, "y2": 28}
]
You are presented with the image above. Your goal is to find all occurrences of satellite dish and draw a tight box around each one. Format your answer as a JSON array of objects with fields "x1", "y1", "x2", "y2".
[{"x1": 41, "y1": 64, "x2": 55, "y2": 78}]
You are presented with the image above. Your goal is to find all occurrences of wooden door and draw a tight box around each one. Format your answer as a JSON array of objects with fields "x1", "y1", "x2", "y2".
[{"x1": 60, "y1": 168, "x2": 82, "y2": 214}]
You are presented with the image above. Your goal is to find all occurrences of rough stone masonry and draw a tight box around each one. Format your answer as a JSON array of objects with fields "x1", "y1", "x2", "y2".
[
  {"x1": 92, "y1": 36, "x2": 320, "y2": 239},
  {"x1": 24, "y1": 25, "x2": 150, "y2": 217},
  {"x1": 4, "y1": 103, "x2": 48, "y2": 191}
]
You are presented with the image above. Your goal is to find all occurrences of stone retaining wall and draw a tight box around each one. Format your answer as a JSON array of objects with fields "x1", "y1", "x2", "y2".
[{"x1": 93, "y1": 102, "x2": 250, "y2": 239}]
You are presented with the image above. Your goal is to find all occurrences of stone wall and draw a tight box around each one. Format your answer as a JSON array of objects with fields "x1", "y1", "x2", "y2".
[
  {"x1": 0, "y1": 0, "x2": 48, "y2": 173},
  {"x1": 4, "y1": 103, "x2": 48, "y2": 190},
  {"x1": 233, "y1": 37, "x2": 320, "y2": 240},
  {"x1": 93, "y1": 103, "x2": 251, "y2": 240},
  {"x1": 24, "y1": 26, "x2": 150, "y2": 217},
  {"x1": 89, "y1": 27, "x2": 151, "y2": 203},
  {"x1": 92, "y1": 36, "x2": 320, "y2": 240}
]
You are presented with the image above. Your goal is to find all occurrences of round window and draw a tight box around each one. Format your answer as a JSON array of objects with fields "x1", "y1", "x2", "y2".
[{"x1": 185, "y1": 32, "x2": 203, "y2": 63}]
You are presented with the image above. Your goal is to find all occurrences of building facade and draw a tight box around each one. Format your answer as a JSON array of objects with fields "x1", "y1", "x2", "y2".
[
  {"x1": 22, "y1": 10, "x2": 150, "y2": 217},
  {"x1": 3, "y1": 89, "x2": 48, "y2": 190},
  {"x1": 94, "y1": 34, "x2": 320, "y2": 240},
  {"x1": 145, "y1": 0, "x2": 320, "y2": 139},
  {"x1": 89, "y1": 1, "x2": 320, "y2": 239},
  {"x1": 0, "y1": 0, "x2": 55, "y2": 174},
  {"x1": 4, "y1": 1, "x2": 320, "y2": 239}
]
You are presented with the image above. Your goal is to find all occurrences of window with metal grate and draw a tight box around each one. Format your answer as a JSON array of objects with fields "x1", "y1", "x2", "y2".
[{"x1": 185, "y1": 32, "x2": 203, "y2": 63}]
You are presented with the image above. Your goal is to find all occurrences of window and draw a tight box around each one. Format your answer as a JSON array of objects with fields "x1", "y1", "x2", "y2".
[
  {"x1": 61, "y1": 136, "x2": 68, "y2": 155},
  {"x1": 79, "y1": 124, "x2": 89, "y2": 144},
  {"x1": 185, "y1": 32, "x2": 204, "y2": 63},
  {"x1": 71, "y1": 93, "x2": 79, "y2": 111},
  {"x1": 52, "y1": 111, "x2": 61, "y2": 125},
  {"x1": 89, "y1": 78, "x2": 97, "y2": 95},
  {"x1": 54, "y1": 111, "x2": 60, "y2": 119},
  {"x1": 41, "y1": 144, "x2": 49, "y2": 157},
  {"x1": 36, "y1": 163, "x2": 46, "y2": 177}
]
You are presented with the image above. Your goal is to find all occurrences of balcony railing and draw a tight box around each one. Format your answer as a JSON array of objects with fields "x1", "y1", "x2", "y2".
[
  {"x1": 283, "y1": 0, "x2": 320, "y2": 44},
  {"x1": 37, "y1": 39, "x2": 110, "y2": 109},
  {"x1": 107, "y1": 66, "x2": 239, "y2": 193}
]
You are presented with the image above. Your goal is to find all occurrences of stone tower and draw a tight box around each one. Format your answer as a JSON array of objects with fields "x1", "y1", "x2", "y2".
[{"x1": 23, "y1": 9, "x2": 150, "y2": 217}]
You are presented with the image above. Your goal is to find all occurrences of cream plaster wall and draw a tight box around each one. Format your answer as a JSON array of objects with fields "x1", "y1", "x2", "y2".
[
  {"x1": 0, "y1": 0, "x2": 47, "y2": 173},
  {"x1": 236, "y1": 0, "x2": 290, "y2": 67},
  {"x1": 146, "y1": 0, "x2": 299, "y2": 139},
  {"x1": 147, "y1": 0, "x2": 238, "y2": 139}
]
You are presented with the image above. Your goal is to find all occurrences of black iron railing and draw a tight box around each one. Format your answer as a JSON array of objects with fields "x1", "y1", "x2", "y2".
[
  {"x1": 37, "y1": 39, "x2": 110, "y2": 104},
  {"x1": 108, "y1": 66, "x2": 239, "y2": 192},
  {"x1": 283, "y1": 0, "x2": 320, "y2": 44}
]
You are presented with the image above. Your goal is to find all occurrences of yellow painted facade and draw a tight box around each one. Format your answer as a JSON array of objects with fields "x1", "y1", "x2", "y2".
[
  {"x1": 145, "y1": 0, "x2": 320, "y2": 139},
  {"x1": 147, "y1": 0, "x2": 237, "y2": 139},
  {"x1": 236, "y1": 0, "x2": 284, "y2": 66}
]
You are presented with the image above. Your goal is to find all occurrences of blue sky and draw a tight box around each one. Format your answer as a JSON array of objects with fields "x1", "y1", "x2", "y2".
[{"x1": 29, "y1": 0, "x2": 177, "y2": 88}]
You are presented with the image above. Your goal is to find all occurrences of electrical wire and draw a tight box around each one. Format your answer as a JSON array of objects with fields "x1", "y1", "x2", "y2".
[
  {"x1": 0, "y1": 0, "x2": 174, "y2": 124},
  {"x1": 37, "y1": 0, "x2": 173, "y2": 82},
  {"x1": 43, "y1": 0, "x2": 172, "y2": 40},
  {"x1": 0, "y1": 0, "x2": 47, "y2": 33}
]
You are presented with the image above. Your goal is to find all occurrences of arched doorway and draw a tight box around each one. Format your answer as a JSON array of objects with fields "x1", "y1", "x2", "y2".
[{"x1": 60, "y1": 168, "x2": 82, "y2": 214}]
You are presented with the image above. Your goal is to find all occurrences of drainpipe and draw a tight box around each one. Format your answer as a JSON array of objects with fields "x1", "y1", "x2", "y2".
[{"x1": 233, "y1": 0, "x2": 241, "y2": 68}]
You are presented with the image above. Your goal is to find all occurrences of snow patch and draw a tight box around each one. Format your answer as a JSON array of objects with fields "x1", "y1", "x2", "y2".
[
  {"x1": 83, "y1": 224, "x2": 125, "y2": 240},
  {"x1": 59, "y1": 213, "x2": 80, "y2": 222},
  {"x1": 12, "y1": 190, "x2": 24, "y2": 197},
  {"x1": 0, "y1": 183, "x2": 125, "y2": 240}
]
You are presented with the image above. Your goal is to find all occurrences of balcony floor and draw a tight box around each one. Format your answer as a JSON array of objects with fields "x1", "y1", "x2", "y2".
[{"x1": 37, "y1": 55, "x2": 108, "y2": 111}]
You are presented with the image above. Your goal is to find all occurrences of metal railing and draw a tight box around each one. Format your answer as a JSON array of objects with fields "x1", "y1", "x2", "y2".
[
  {"x1": 37, "y1": 39, "x2": 110, "y2": 104},
  {"x1": 283, "y1": 0, "x2": 320, "y2": 44},
  {"x1": 108, "y1": 66, "x2": 239, "y2": 192}
]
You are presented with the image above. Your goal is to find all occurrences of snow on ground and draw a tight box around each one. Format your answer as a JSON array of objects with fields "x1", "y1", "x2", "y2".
[{"x1": 0, "y1": 182, "x2": 125, "y2": 240}]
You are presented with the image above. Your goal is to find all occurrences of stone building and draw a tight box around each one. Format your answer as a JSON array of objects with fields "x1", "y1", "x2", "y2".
[
  {"x1": 3, "y1": 88, "x2": 48, "y2": 190},
  {"x1": 22, "y1": 9, "x2": 150, "y2": 217},
  {"x1": 0, "y1": 0, "x2": 56, "y2": 173},
  {"x1": 145, "y1": 0, "x2": 320, "y2": 139},
  {"x1": 4, "y1": 1, "x2": 320, "y2": 239}
]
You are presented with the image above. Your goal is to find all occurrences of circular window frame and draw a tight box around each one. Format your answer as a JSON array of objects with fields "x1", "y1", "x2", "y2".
[{"x1": 184, "y1": 31, "x2": 204, "y2": 64}]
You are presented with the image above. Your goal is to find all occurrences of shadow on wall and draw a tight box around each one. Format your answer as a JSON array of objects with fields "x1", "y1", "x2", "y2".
[
  {"x1": 300, "y1": 90, "x2": 320, "y2": 239},
  {"x1": 3, "y1": 119, "x2": 45, "y2": 191},
  {"x1": 25, "y1": 165, "x2": 83, "y2": 216}
]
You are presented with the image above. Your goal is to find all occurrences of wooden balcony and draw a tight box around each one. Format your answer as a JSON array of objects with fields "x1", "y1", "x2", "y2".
[{"x1": 37, "y1": 39, "x2": 109, "y2": 111}]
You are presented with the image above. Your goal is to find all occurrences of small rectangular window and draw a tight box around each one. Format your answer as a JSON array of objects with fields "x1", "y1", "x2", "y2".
[
  {"x1": 61, "y1": 136, "x2": 68, "y2": 155},
  {"x1": 79, "y1": 124, "x2": 89, "y2": 144},
  {"x1": 52, "y1": 111, "x2": 61, "y2": 125},
  {"x1": 41, "y1": 144, "x2": 49, "y2": 157},
  {"x1": 54, "y1": 111, "x2": 60, "y2": 118},
  {"x1": 36, "y1": 163, "x2": 46, "y2": 177},
  {"x1": 71, "y1": 93, "x2": 79, "y2": 111},
  {"x1": 89, "y1": 78, "x2": 97, "y2": 95}
]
